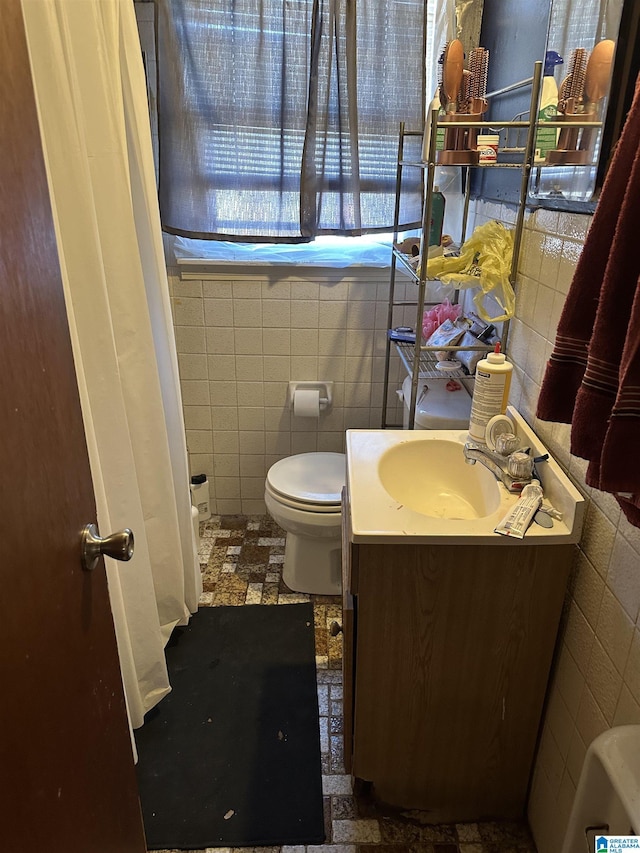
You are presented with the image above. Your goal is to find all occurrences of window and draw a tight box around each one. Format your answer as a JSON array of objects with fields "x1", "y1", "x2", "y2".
[{"x1": 157, "y1": 0, "x2": 427, "y2": 242}]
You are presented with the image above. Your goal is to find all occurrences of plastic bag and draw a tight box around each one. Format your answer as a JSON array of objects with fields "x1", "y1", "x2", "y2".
[
  {"x1": 426, "y1": 220, "x2": 515, "y2": 323},
  {"x1": 422, "y1": 298, "x2": 463, "y2": 340},
  {"x1": 455, "y1": 331, "x2": 492, "y2": 374},
  {"x1": 424, "y1": 318, "x2": 469, "y2": 348}
]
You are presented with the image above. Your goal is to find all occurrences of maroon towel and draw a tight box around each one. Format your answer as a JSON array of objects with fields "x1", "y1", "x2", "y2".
[
  {"x1": 602, "y1": 271, "x2": 640, "y2": 481},
  {"x1": 536, "y1": 73, "x2": 640, "y2": 526}
]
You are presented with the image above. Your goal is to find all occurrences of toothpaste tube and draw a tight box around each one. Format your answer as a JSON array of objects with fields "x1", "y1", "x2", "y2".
[{"x1": 495, "y1": 481, "x2": 543, "y2": 539}]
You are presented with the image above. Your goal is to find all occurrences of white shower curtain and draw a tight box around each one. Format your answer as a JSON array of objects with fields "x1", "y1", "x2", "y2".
[{"x1": 21, "y1": 0, "x2": 202, "y2": 729}]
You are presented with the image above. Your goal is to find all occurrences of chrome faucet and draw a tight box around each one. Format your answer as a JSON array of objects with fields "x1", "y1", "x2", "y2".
[{"x1": 463, "y1": 441, "x2": 533, "y2": 493}]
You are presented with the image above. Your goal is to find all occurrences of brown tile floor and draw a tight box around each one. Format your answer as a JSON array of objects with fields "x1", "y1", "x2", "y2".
[{"x1": 152, "y1": 514, "x2": 537, "y2": 853}]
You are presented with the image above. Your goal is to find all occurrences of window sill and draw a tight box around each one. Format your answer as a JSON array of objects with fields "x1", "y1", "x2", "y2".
[
  {"x1": 170, "y1": 234, "x2": 396, "y2": 271},
  {"x1": 526, "y1": 197, "x2": 597, "y2": 216}
]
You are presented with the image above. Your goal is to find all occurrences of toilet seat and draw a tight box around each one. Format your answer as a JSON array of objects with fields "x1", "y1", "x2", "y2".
[
  {"x1": 265, "y1": 480, "x2": 342, "y2": 513},
  {"x1": 266, "y1": 452, "x2": 344, "y2": 508}
]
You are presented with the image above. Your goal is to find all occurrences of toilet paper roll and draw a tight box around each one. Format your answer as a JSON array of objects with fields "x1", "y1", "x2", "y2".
[{"x1": 293, "y1": 388, "x2": 321, "y2": 418}]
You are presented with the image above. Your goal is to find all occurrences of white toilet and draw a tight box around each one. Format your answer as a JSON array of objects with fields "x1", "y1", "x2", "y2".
[
  {"x1": 401, "y1": 374, "x2": 473, "y2": 429},
  {"x1": 264, "y1": 452, "x2": 345, "y2": 595}
]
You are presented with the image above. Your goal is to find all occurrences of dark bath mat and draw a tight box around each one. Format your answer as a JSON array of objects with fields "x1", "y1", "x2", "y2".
[{"x1": 135, "y1": 603, "x2": 325, "y2": 849}]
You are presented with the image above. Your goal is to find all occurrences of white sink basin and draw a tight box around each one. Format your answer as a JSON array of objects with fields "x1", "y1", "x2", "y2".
[
  {"x1": 346, "y1": 406, "x2": 585, "y2": 544},
  {"x1": 378, "y1": 439, "x2": 501, "y2": 520}
]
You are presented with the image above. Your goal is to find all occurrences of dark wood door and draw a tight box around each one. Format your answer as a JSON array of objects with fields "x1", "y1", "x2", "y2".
[{"x1": 0, "y1": 7, "x2": 147, "y2": 852}]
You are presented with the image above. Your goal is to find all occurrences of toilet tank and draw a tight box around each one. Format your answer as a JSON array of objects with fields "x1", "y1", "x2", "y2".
[{"x1": 401, "y1": 375, "x2": 472, "y2": 430}]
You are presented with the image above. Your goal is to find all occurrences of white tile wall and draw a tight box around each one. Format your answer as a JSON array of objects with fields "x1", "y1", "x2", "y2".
[
  {"x1": 169, "y1": 266, "x2": 410, "y2": 514},
  {"x1": 471, "y1": 199, "x2": 640, "y2": 853}
]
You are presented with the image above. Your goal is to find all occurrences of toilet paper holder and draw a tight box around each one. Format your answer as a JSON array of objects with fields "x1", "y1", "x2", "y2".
[{"x1": 288, "y1": 381, "x2": 333, "y2": 412}]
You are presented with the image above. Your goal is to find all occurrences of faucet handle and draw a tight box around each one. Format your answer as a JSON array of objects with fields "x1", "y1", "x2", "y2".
[
  {"x1": 495, "y1": 432, "x2": 519, "y2": 455},
  {"x1": 507, "y1": 451, "x2": 534, "y2": 479}
]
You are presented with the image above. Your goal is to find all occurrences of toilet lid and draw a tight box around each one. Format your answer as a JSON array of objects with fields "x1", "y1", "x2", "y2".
[{"x1": 267, "y1": 452, "x2": 345, "y2": 505}]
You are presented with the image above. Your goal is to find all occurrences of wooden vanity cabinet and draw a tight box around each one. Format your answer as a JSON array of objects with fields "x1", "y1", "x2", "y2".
[{"x1": 341, "y1": 488, "x2": 573, "y2": 822}]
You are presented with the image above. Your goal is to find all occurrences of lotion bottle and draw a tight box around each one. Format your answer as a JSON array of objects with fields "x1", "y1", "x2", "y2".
[
  {"x1": 468, "y1": 344, "x2": 513, "y2": 442},
  {"x1": 422, "y1": 92, "x2": 445, "y2": 162},
  {"x1": 534, "y1": 50, "x2": 564, "y2": 162}
]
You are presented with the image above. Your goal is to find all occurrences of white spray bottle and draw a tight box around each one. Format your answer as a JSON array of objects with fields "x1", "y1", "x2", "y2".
[
  {"x1": 535, "y1": 50, "x2": 564, "y2": 162},
  {"x1": 422, "y1": 92, "x2": 443, "y2": 162}
]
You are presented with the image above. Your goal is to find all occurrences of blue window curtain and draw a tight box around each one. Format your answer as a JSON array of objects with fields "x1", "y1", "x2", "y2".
[{"x1": 157, "y1": 0, "x2": 426, "y2": 242}]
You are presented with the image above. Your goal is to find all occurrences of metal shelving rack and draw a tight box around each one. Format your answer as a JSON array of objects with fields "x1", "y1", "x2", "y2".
[
  {"x1": 381, "y1": 62, "x2": 542, "y2": 429},
  {"x1": 381, "y1": 59, "x2": 602, "y2": 429},
  {"x1": 394, "y1": 341, "x2": 466, "y2": 379}
]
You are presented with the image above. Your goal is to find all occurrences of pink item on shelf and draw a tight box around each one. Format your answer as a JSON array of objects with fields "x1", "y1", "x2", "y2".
[{"x1": 422, "y1": 299, "x2": 463, "y2": 340}]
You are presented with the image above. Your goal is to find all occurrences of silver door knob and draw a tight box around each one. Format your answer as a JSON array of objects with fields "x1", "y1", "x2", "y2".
[{"x1": 81, "y1": 523, "x2": 134, "y2": 571}]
